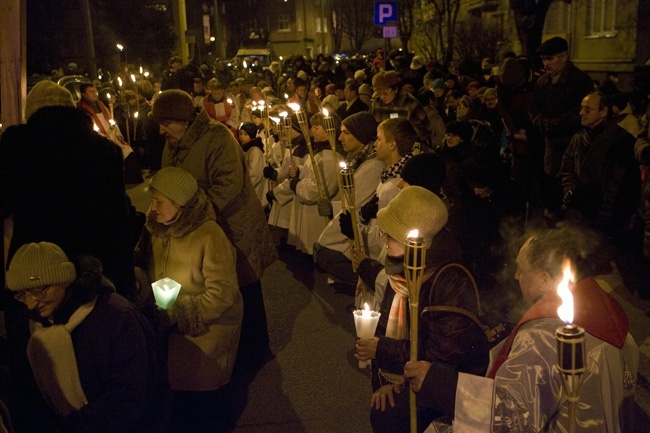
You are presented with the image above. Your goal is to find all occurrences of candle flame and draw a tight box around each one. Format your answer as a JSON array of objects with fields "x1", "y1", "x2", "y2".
[
  {"x1": 118, "y1": 77, "x2": 123, "y2": 87},
  {"x1": 284, "y1": 93, "x2": 289, "y2": 99},
  {"x1": 116, "y1": 44, "x2": 123, "y2": 51},
  {"x1": 144, "y1": 71, "x2": 150, "y2": 78},
  {"x1": 322, "y1": 107, "x2": 329, "y2": 117},
  {"x1": 258, "y1": 100, "x2": 265, "y2": 107},
  {"x1": 288, "y1": 102, "x2": 300, "y2": 112},
  {"x1": 270, "y1": 117, "x2": 280, "y2": 124},
  {"x1": 340, "y1": 161, "x2": 347, "y2": 169},
  {"x1": 279, "y1": 111, "x2": 288, "y2": 118},
  {"x1": 106, "y1": 93, "x2": 111, "y2": 100},
  {"x1": 557, "y1": 260, "x2": 576, "y2": 324},
  {"x1": 93, "y1": 123, "x2": 99, "y2": 132},
  {"x1": 252, "y1": 101, "x2": 257, "y2": 107},
  {"x1": 134, "y1": 112, "x2": 139, "y2": 119},
  {"x1": 109, "y1": 119, "x2": 116, "y2": 126},
  {"x1": 227, "y1": 98, "x2": 233, "y2": 104},
  {"x1": 364, "y1": 303, "x2": 370, "y2": 311},
  {"x1": 131, "y1": 74, "x2": 136, "y2": 83},
  {"x1": 407, "y1": 229, "x2": 419, "y2": 239},
  {"x1": 139, "y1": 66, "x2": 143, "y2": 74}
]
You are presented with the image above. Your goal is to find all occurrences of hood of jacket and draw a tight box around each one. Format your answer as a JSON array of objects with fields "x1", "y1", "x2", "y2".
[{"x1": 146, "y1": 188, "x2": 216, "y2": 239}]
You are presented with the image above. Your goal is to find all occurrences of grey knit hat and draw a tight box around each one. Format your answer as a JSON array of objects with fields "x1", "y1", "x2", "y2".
[
  {"x1": 342, "y1": 112, "x2": 378, "y2": 145},
  {"x1": 6, "y1": 242, "x2": 77, "y2": 291},
  {"x1": 25, "y1": 80, "x2": 76, "y2": 121},
  {"x1": 149, "y1": 166, "x2": 198, "y2": 206},
  {"x1": 152, "y1": 89, "x2": 196, "y2": 123},
  {"x1": 377, "y1": 186, "x2": 448, "y2": 246}
]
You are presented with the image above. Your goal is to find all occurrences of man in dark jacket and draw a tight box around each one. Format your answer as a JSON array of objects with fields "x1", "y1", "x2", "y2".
[
  {"x1": 559, "y1": 91, "x2": 640, "y2": 236},
  {"x1": 529, "y1": 37, "x2": 594, "y2": 214}
]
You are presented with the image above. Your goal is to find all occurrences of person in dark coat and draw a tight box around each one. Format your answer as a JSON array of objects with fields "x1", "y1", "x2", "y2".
[
  {"x1": 355, "y1": 186, "x2": 489, "y2": 433},
  {"x1": 559, "y1": 91, "x2": 640, "y2": 237},
  {"x1": 0, "y1": 80, "x2": 136, "y2": 308},
  {"x1": 529, "y1": 37, "x2": 594, "y2": 214},
  {"x1": 6, "y1": 242, "x2": 166, "y2": 433}
]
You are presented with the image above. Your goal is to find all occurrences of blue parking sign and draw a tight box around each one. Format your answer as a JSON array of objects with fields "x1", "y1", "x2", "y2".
[{"x1": 374, "y1": 2, "x2": 397, "y2": 26}]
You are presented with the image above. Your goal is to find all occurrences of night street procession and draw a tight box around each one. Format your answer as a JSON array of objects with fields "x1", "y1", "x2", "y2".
[{"x1": 1, "y1": 1, "x2": 650, "y2": 432}]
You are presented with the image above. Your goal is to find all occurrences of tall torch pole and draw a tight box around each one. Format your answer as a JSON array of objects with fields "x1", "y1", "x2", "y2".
[
  {"x1": 289, "y1": 103, "x2": 330, "y2": 223},
  {"x1": 404, "y1": 229, "x2": 426, "y2": 433}
]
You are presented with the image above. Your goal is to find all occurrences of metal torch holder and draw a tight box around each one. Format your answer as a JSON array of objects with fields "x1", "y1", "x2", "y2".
[{"x1": 556, "y1": 323, "x2": 585, "y2": 433}]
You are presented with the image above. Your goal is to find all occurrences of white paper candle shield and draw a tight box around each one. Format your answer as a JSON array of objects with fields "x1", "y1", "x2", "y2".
[
  {"x1": 353, "y1": 304, "x2": 381, "y2": 368},
  {"x1": 151, "y1": 277, "x2": 182, "y2": 309}
]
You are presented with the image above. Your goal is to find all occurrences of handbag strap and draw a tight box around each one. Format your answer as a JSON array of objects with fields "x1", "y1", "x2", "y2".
[{"x1": 421, "y1": 263, "x2": 506, "y2": 343}]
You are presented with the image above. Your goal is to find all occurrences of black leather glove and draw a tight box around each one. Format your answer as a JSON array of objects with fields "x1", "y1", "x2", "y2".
[
  {"x1": 339, "y1": 210, "x2": 354, "y2": 240},
  {"x1": 317, "y1": 197, "x2": 332, "y2": 217},
  {"x1": 266, "y1": 190, "x2": 276, "y2": 204},
  {"x1": 263, "y1": 165, "x2": 278, "y2": 181},
  {"x1": 359, "y1": 194, "x2": 379, "y2": 223}
]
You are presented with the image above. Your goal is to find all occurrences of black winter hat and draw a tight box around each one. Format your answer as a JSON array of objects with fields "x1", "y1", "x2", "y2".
[
  {"x1": 341, "y1": 112, "x2": 378, "y2": 145},
  {"x1": 239, "y1": 122, "x2": 258, "y2": 139},
  {"x1": 537, "y1": 37, "x2": 569, "y2": 56},
  {"x1": 400, "y1": 153, "x2": 446, "y2": 196}
]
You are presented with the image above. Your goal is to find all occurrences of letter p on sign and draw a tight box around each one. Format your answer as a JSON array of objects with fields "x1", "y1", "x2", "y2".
[{"x1": 374, "y1": 2, "x2": 398, "y2": 26}]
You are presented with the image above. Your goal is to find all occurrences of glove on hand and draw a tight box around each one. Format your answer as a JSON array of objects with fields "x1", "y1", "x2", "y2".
[
  {"x1": 263, "y1": 165, "x2": 278, "y2": 181},
  {"x1": 360, "y1": 195, "x2": 379, "y2": 223},
  {"x1": 339, "y1": 211, "x2": 354, "y2": 240},
  {"x1": 266, "y1": 190, "x2": 276, "y2": 204},
  {"x1": 317, "y1": 197, "x2": 333, "y2": 217}
]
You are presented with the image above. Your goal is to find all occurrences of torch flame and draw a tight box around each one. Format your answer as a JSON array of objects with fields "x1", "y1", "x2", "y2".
[
  {"x1": 557, "y1": 259, "x2": 576, "y2": 324},
  {"x1": 340, "y1": 161, "x2": 347, "y2": 169},
  {"x1": 407, "y1": 229, "x2": 419, "y2": 239},
  {"x1": 322, "y1": 107, "x2": 329, "y2": 117},
  {"x1": 288, "y1": 102, "x2": 301, "y2": 112},
  {"x1": 279, "y1": 111, "x2": 288, "y2": 118}
]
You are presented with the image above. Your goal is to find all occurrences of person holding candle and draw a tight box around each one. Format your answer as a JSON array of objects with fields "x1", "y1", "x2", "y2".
[
  {"x1": 151, "y1": 89, "x2": 276, "y2": 373},
  {"x1": 314, "y1": 112, "x2": 383, "y2": 289},
  {"x1": 355, "y1": 186, "x2": 489, "y2": 433},
  {"x1": 6, "y1": 242, "x2": 165, "y2": 433},
  {"x1": 407, "y1": 224, "x2": 639, "y2": 433},
  {"x1": 140, "y1": 167, "x2": 243, "y2": 433}
]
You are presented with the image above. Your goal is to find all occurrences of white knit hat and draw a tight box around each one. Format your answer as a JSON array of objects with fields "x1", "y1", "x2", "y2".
[
  {"x1": 6, "y1": 242, "x2": 77, "y2": 291},
  {"x1": 149, "y1": 167, "x2": 198, "y2": 206},
  {"x1": 377, "y1": 186, "x2": 448, "y2": 246}
]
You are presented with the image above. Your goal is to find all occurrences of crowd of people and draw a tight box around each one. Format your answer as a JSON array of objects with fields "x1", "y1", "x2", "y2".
[{"x1": 0, "y1": 35, "x2": 648, "y2": 432}]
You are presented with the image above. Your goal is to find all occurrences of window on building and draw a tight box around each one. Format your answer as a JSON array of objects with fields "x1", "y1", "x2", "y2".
[
  {"x1": 297, "y1": 17, "x2": 303, "y2": 32},
  {"x1": 278, "y1": 14, "x2": 290, "y2": 32},
  {"x1": 316, "y1": 17, "x2": 321, "y2": 33},
  {"x1": 488, "y1": 12, "x2": 504, "y2": 42},
  {"x1": 588, "y1": 0, "x2": 616, "y2": 36},
  {"x1": 322, "y1": 16, "x2": 327, "y2": 32}
]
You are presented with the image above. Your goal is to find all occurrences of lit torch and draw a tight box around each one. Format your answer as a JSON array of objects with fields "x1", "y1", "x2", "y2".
[
  {"x1": 404, "y1": 229, "x2": 426, "y2": 433},
  {"x1": 555, "y1": 260, "x2": 584, "y2": 433}
]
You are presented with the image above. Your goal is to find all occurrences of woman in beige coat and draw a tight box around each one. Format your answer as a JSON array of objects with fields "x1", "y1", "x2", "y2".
[{"x1": 144, "y1": 167, "x2": 243, "y2": 433}]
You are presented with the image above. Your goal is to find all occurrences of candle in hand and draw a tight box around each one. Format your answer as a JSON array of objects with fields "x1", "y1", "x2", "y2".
[
  {"x1": 353, "y1": 303, "x2": 381, "y2": 368},
  {"x1": 151, "y1": 277, "x2": 182, "y2": 309}
]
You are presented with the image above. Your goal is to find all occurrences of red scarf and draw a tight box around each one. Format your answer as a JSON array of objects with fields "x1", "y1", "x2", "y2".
[{"x1": 487, "y1": 277, "x2": 628, "y2": 378}]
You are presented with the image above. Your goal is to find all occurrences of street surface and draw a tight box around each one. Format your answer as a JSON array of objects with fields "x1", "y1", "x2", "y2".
[{"x1": 128, "y1": 180, "x2": 650, "y2": 433}]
